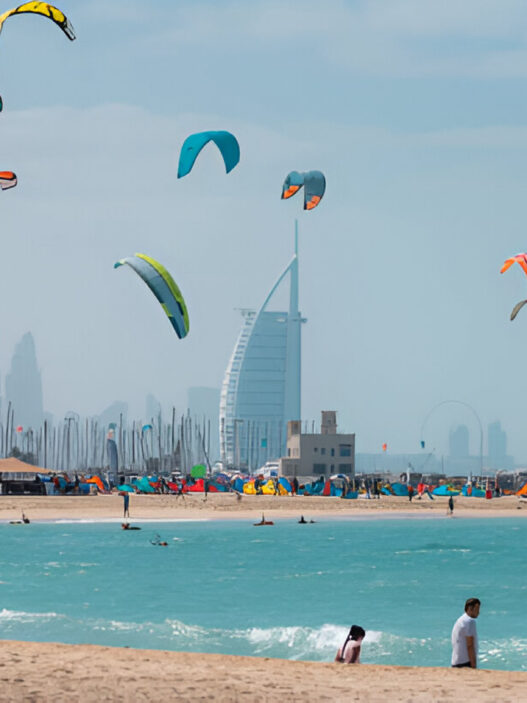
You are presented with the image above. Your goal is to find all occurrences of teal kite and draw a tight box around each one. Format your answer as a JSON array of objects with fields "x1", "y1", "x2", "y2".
[
  {"x1": 114, "y1": 253, "x2": 189, "y2": 339},
  {"x1": 177, "y1": 130, "x2": 240, "y2": 178}
]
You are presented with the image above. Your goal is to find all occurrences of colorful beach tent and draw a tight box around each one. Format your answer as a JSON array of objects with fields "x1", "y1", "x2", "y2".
[{"x1": 516, "y1": 483, "x2": 527, "y2": 496}]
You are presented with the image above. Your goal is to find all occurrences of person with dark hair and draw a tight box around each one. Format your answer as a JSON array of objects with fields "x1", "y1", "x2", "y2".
[
  {"x1": 335, "y1": 625, "x2": 366, "y2": 664},
  {"x1": 122, "y1": 492, "x2": 130, "y2": 518},
  {"x1": 292, "y1": 476, "x2": 299, "y2": 495},
  {"x1": 451, "y1": 598, "x2": 481, "y2": 668}
]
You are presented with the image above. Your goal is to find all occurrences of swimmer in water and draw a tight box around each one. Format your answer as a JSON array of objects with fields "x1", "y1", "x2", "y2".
[{"x1": 150, "y1": 534, "x2": 168, "y2": 546}]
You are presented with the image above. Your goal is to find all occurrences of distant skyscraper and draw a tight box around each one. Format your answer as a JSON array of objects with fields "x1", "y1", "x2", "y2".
[
  {"x1": 5, "y1": 332, "x2": 43, "y2": 430},
  {"x1": 145, "y1": 393, "x2": 161, "y2": 423},
  {"x1": 449, "y1": 424, "x2": 469, "y2": 457},
  {"x1": 187, "y1": 387, "x2": 220, "y2": 461},
  {"x1": 98, "y1": 401, "x2": 128, "y2": 430},
  {"x1": 220, "y1": 225, "x2": 303, "y2": 468},
  {"x1": 488, "y1": 420, "x2": 509, "y2": 470}
]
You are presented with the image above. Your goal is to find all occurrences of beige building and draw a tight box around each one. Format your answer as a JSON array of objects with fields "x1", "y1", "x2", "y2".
[{"x1": 279, "y1": 411, "x2": 355, "y2": 479}]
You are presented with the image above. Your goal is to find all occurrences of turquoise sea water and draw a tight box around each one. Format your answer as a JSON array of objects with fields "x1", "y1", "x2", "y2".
[{"x1": 0, "y1": 517, "x2": 525, "y2": 670}]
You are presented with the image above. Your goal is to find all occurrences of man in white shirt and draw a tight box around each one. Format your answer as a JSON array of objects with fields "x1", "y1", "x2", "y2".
[{"x1": 451, "y1": 598, "x2": 481, "y2": 668}]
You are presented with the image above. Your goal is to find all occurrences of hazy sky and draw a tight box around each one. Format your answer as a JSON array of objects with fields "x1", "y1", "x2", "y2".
[{"x1": 2, "y1": 0, "x2": 527, "y2": 460}]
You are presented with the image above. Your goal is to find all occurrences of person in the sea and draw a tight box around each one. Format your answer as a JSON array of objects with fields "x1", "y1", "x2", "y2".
[
  {"x1": 121, "y1": 523, "x2": 141, "y2": 530},
  {"x1": 451, "y1": 598, "x2": 481, "y2": 668},
  {"x1": 448, "y1": 495, "x2": 454, "y2": 516},
  {"x1": 21, "y1": 512, "x2": 30, "y2": 524},
  {"x1": 335, "y1": 625, "x2": 366, "y2": 664},
  {"x1": 298, "y1": 515, "x2": 307, "y2": 524},
  {"x1": 123, "y1": 492, "x2": 130, "y2": 518}
]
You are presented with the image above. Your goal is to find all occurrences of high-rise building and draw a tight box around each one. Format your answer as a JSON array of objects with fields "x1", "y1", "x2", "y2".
[
  {"x1": 449, "y1": 424, "x2": 469, "y2": 457},
  {"x1": 487, "y1": 420, "x2": 514, "y2": 470},
  {"x1": 488, "y1": 421, "x2": 506, "y2": 461},
  {"x1": 5, "y1": 332, "x2": 44, "y2": 430},
  {"x1": 187, "y1": 387, "x2": 220, "y2": 461},
  {"x1": 220, "y1": 226, "x2": 304, "y2": 469}
]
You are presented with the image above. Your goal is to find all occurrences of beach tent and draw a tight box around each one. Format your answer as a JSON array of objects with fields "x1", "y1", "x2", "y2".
[
  {"x1": 117, "y1": 484, "x2": 135, "y2": 493},
  {"x1": 516, "y1": 483, "x2": 527, "y2": 496}
]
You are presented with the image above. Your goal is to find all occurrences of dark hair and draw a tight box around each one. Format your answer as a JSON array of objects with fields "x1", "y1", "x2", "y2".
[
  {"x1": 350, "y1": 625, "x2": 366, "y2": 640},
  {"x1": 465, "y1": 598, "x2": 481, "y2": 612}
]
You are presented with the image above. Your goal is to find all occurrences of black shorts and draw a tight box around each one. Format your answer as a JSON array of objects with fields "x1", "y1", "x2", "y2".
[{"x1": 452, "y1": 662, "x2": 472, "y2": 668}]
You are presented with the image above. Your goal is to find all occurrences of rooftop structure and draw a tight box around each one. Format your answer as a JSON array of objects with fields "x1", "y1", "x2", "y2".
[{"x1": 279, "y1": 411, "x2": 356, "y2": 479}]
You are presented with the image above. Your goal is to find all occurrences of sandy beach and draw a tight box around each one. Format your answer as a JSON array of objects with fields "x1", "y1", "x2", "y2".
[
  {"x1": 0, "y1": 492, "x2": 525, "y2": 522},
  {"x1": 0, "y1": 640, "x2": 525, "y2": 702}
]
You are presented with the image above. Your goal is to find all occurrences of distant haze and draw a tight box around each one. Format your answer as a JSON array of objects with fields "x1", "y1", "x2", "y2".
[{"x1": 1, "y1": 1, "x2": 527, "y2": 460}]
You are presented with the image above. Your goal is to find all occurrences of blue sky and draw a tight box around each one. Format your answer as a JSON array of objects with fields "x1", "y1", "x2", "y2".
[{"x1": 2, "y1": 0, "x2": 527, "y2": 460}]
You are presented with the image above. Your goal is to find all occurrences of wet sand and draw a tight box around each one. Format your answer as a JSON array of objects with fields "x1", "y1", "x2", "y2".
[{"x1": 0, "y1": 641, "x2": 525, "y2": 702}]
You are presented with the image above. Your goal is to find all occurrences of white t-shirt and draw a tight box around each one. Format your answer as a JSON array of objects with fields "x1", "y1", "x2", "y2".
[{"x1": 451, "y1": 613, "x2": 477, "y2": 666}]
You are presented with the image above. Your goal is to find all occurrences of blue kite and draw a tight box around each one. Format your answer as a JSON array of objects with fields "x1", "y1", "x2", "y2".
[{"x1": 177, "y1": 130, "x2": 240, "y2": 178}]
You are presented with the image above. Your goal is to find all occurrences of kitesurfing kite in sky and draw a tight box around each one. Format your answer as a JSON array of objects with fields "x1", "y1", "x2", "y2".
[
  {"x1": 281, "y1": 170, "x2": 326, "y2": 210},
  {"x1": 114, "y1": 253, "x2": 189, "y2": 339},
  {"x1": 177, "y1": 130, "x2": 240, "y2": 179},
  {"x1": 0, "y1": 171, "x2": 17, "y2": 190},
  {"x1": 0, "y1": 2, "x2": 75, "y2": 39},
  {"x1": 500, "y1": 253, "x2": 527, "y2": 321}
]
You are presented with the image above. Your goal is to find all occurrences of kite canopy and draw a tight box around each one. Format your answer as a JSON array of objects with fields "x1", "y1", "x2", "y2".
[
  {"x1": 501, "y1": 253, "x2": 527, "y2": 321},
  {"x1": 0, "y1": 2, "x2": 76, "y2": 40},
  {"x1": 281, "y1": 170, "x2": 326, "y2": 210},
  {"x1": 114, "y1": 253, "x2": 189, "y2": 339},
  {"x1": 177, "y1": 130, "x2": 240, "y2": 178},
  {"x1": 190, "y1": 464, "x2": 206, "y2": 479},
  {"x1": 0, "y1": 171, "x2": 17, "y2": 190},
  {"x1": 511, "y1": 299, "x2": 527, "y2": 321},
  {"x1": 500, "y1": 253, "x2": 527, "y2": 276}
]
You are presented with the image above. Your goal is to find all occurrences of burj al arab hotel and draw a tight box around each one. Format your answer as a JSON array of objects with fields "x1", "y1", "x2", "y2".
[{"x1": 219, "y1": 224, "x2": 304, "y2": 470}]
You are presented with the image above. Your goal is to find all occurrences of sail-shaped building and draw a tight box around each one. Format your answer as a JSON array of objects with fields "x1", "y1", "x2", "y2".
[{"x1": 219, "y1": 225, "x2": 304, "y2": 469}]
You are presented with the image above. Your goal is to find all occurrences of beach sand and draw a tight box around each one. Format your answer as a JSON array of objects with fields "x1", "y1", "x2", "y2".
[
  {"x1": 0, "y1": 492, "x2": 525, "y2": 522},
  {"x1": 0, "y1": 640, "x2": 525, "y2": 702}
]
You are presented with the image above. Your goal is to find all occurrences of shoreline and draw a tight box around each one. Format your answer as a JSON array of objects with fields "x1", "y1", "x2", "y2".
[
  {"x1": 0, "y1": 493, "x2": 525, "y2": 522},
  {"x1": 0, "y1": 640, "x2": 526, "y2": 702}
]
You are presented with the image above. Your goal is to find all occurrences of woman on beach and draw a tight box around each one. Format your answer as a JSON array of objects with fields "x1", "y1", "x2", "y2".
[{"x1": 335, "y1": 625, "x2": 366, "y2": 664}]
